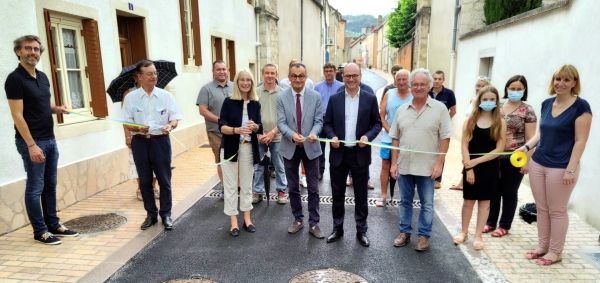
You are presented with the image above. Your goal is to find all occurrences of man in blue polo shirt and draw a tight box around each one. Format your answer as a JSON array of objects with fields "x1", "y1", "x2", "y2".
[
  {"x1": 314, "y1": 63, "x2": 344, "y2": 180},
  {"x1": 428, "y1": 70, "x2": 456, "y2": 189},
  {"x1": 5, "y1": 35, "x2": 78, "y2": 245}
]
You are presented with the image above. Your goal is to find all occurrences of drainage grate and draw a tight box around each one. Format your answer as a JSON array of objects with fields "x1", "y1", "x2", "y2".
[
  {"x1": 62, "y1": 213, "x2": 127, "y2": 234},
  {"x1": 206, "y1": 190, "x2": 420, "y2": 208},
  {"x1": 289, "y1": 268, "x2": 367, "y2": 283}
]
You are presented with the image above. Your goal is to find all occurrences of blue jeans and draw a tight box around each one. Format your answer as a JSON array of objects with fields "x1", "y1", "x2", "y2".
[
  {"x1": 253, "y1": 142, "x2": 286, "y2": 194},
  {"x1": 16, "y1": 138, "x2": 61, "y2": 236},
  {"x1": 398, "y1": 174, "x2": 435, "y2": 238}
]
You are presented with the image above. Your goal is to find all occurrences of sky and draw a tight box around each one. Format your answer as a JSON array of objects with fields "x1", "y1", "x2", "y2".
[{"x1": 327, "y1": 0, "x2": 397, "y2": 17}]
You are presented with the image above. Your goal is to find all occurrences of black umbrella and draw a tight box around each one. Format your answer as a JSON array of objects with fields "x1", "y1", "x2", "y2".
[
  {"x1": 258, "y1": 152, "x2": 271, "y2": 206},
  {"x1": 106, "y1": 60, "x2": 178, "y2": 102}
]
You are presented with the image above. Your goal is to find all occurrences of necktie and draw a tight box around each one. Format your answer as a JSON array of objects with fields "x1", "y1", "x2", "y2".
[{"x1": 296, "y1": 93, "x2": 303, "y2": 147}]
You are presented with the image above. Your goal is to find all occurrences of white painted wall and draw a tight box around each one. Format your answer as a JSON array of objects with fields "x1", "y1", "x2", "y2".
[
  {"x1": 0, "y1": 0, "x2": 256, "y2": 186},
  {"x1": 454, "y1": 1, "x2": 600, "y2": 228}
]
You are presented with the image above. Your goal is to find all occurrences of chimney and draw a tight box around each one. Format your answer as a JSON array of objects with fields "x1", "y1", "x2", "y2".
[
  {"x1": 361, "y1": 27, "x2": 367, "y2": 35},
  {"x1": 371, "y1": 25, "x2": 374, "y2": 32},
  {"x1": 377, "y1": 15, "x2": 382, "y2": 26}
]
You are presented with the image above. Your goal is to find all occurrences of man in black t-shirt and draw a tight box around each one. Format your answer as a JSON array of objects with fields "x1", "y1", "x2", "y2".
[{"x1": 5, "y1": 35, "x2": 78, "y2": 245}]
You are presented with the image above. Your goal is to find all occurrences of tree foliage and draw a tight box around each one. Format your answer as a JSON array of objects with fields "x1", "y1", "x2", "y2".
[
  {"x1": 343, "y1": 14, "x2": 388, "y2": 36},
  {"x1": 484, "y1": 0, "x2": 543, "y2": 25},
  {"x1": 386, "y1": 0, "x2": 417, "y2": 48}
]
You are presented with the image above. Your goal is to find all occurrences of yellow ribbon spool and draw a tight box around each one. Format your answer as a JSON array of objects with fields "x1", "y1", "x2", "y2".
[{"x1": 510, "y1": 151, "x2": 527, "y2": 168}]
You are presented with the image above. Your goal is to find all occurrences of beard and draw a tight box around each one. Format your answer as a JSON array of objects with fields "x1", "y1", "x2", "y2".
[{"x1": 25, "y1": 55, "x2": 39, "y2": 66}]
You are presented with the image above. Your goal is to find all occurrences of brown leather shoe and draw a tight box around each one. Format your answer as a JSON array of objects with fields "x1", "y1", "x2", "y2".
[
  {"x1": 415, "y1": 236, "x2": 429, "y2": 251},
  {"x1": 287, "y1": 222, "x2": 304, "y2": 234},
  {"x1": 393, "y1": 233, "x2": 410, "y2": 247}
]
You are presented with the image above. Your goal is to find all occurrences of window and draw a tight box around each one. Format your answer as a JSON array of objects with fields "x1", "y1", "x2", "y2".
[
  {"x1": 179, "y1": 0, "x2": 202, "y2": 66},
  {"x1": 479, "y1": 57, "x2": 494, "y2": 79},
  {"x1": 212, "y1": 36, "x2": 223, "y2": 63},
  {"x1": 44, "y1": 10, "x2": 107, "y2": 122}
]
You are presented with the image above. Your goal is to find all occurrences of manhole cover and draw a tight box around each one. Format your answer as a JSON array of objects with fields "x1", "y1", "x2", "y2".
[
  {"x1": 290, "y1": 269, "x2": 368, "y2": 283},
  {"x1": 62, "y1": 213, "x2": 127, "y2": 234}
]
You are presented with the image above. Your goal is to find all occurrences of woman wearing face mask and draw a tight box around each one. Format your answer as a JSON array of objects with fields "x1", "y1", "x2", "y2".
[
  {"x1": 453, "y1": 86, "x2": 506, "y2": 250},
  {"x1": 483, "y1": 76, "x2": 537, "y2": 237},
  {"x1": 519, "y1": 65, "x2": 592, "y2": 265},
  {"x1": 450, "y1": 76, "x2": 492, "y2": 191}
]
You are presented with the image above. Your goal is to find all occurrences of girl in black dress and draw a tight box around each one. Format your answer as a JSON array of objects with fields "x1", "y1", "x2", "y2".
[{"x1": 453, "y1": 86, "x2": 506, "y2": 250}]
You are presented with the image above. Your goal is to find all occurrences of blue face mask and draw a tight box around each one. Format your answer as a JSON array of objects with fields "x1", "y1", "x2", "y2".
[
  {"x1": 479, "y1": 101, "x2": 497, "y2": 112},
  {"x1": 507, "y1": 91, "x2": 524, "y2": 102}
]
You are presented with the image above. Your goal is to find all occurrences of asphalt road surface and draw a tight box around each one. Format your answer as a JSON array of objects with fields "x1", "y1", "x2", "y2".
[{"x1": 105, "y1": 73, "x2": 481, "y2": 283}]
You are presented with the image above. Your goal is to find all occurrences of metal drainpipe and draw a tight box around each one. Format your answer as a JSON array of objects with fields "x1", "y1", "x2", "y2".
[
  {"x1": 255, "y1": 0, "x2": 260, "y2": 77},
  {"x1": 301, "y1": 0, "x2": 304, "y2": 61},
  {"x1": 449, "y1": 0, "x2": 461, "y2": 90}
]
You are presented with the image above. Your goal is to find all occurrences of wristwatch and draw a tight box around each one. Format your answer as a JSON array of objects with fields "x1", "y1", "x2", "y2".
[{"x1": 566, "y1": 170, "x2": 575, "y2": 175}]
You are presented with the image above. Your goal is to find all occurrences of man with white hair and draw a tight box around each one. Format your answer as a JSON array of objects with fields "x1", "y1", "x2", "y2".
[
  {"x1": 376, "y1": 69, "x2": 412, "y2": 208},
  {"x1": 389, "y1": 68, "x2": 453, "y2": 252}
]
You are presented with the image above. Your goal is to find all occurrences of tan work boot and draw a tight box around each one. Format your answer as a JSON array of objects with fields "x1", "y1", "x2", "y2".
[
  {"x1": 393, "y1": 233, "x2": 410, "y2": 247},
  {"x1": 434, "y1": 181, "x2": 441, "y2": 189},
  {"x1": 415, "y1": 236, "x2": 430, "y2": 251}
]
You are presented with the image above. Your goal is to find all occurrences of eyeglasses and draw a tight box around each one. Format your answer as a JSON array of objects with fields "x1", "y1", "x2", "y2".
[
  {"x1": 144, "y1": 71, "x2": 159, "y2": 77},
  {"x1": 343, "y1": 74, "x2": 360, "y2": 79},
  {"x1": 411, "y1": 84, "x2": 429, "y2": 89},
  {"x1": 23, "y1": 46, "x2": 41, "y2": 53},
  {"x1": 290, "y1": 74, "x2": 306, "y2": 80},
  {"x1": 508, "y1": 87, "x2": 526, "y2": 92}
]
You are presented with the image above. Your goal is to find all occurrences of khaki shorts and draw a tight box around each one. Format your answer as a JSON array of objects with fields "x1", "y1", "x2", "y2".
[{"x1": 207, "y1": 131, "x2": 222, "y2": 163}]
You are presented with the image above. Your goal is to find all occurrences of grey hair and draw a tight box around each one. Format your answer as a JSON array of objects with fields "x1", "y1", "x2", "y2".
[
  {"x1": 409, "y1": 68, "x2": 433, "y2": 88},
  {"x1": 13, "y1": 35, "x2": 45, "y2": 59},
  {"x1": 395, "y1": 69, "x2": 410, "y2": 79}
]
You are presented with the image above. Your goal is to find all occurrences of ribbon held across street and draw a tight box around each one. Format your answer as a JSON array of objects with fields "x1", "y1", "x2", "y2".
[{"x1": 316, "y1": 138, "x2": 528, "y2": 168}]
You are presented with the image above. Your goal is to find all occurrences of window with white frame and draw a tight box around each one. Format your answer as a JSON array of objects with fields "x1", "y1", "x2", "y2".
[
  {"x1": 50, "y1": 15, "x2": 92, "y2": 122},
  {"x1": 183, "y1": 0, "x2": 194, "y2": 61}
]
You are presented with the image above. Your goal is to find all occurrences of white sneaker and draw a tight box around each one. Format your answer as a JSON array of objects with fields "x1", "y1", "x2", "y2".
[{"x1": 300, "y1": 175, "x2": 307, "y2": 187}]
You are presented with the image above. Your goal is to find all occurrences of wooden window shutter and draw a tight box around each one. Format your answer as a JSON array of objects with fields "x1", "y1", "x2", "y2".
[
  {"x1": 82, "y1": 19, "x2": 108, "y2": 117},
  {"x1": 43, "y1": 9, "x2": 64, "y2": 123},
  {"x1": 191, "y1": 0, "x2": 202, "y2": 66},
  {"x1": 227, "y1": 41, "x2": 236, "y2": 81},
  {"x1": 179, "y1": 0, "x2": 189, "y2": 65}
]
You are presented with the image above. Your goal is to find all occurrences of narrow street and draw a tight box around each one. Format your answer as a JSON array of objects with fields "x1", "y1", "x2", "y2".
[{"x1": 104, "y1": 72, "x2": 481, "y2": 283}]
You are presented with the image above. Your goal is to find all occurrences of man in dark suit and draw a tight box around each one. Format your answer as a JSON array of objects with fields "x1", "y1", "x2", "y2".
[
  {"x1": 323, "y1": 63, "x2": 382, "y2": 246},
  {"x1": 276, "y1": 63, "x2": 324, "y2": 239}
]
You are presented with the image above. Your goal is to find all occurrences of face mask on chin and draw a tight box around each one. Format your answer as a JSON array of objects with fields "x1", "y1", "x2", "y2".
[
  {"x1": 479, "y1": 101, "x2": 497, "y2": 112},
  {"x1": 507, "y1": 91, "x2": 524, "y2": 102}
]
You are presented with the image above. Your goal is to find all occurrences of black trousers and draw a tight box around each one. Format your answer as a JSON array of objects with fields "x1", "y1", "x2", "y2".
[
  {"x1": 330, "y1": 147, "x2": 369, "y2": 233},
  {"x1": 284, "y1": 146, "x2": 320, "y2": 227},
  {"x1": 131, "y1": 136, "x2": 172, "y2": 218},
  {"x1": 487, "y1": 158, "x2": 524, "y2": 230}
]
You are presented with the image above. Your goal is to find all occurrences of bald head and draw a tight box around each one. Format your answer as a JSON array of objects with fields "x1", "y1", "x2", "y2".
[{"x1": 345, "y1": 63, "x2": 361, "y2": 74}]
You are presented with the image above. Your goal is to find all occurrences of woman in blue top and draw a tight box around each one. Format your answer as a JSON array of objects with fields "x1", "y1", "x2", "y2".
[
  {"x1": 376, "y1": 70, "x2": 412, "y2": 207},
  {"x1": 518, "y1": 65, "x2": 592, "y2": 266}
]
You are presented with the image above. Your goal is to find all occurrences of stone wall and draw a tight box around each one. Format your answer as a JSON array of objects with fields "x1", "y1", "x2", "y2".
[
  {"x1": 259, "y1": 0, "x2": 280, "y2": 66},
  {"x1": 0, "y1": 124, "x2": 207, "y2": 235},
  {"x1": 459, "y1": 0, "x2": 485, "y2": 35},
  {"x1": 413, "y1": 7, "x2": 431, "y2": 69}
]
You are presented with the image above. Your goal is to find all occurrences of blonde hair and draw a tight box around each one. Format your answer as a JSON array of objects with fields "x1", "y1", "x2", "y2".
[
  {"x1": 231, "y1": 69, "x2": 259, "y2": 101},
  {"x1": 464, "y1": 86, "x2": 503, "y2": 142},
  {"x1": 548, "y1": 64, "x2": 580, "y2": 96}
]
